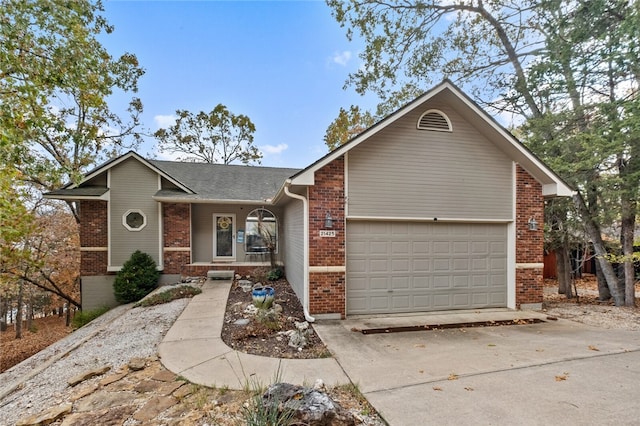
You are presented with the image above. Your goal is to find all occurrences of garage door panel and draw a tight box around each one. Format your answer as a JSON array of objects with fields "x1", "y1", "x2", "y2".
[{"x1": 347, "y1": 221, "x2": 508, "y2": 315}]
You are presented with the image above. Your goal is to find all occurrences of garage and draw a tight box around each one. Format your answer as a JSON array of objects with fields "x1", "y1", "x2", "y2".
[{"x1": 346, "y1": 221, "x2": 508, "y2": 315}]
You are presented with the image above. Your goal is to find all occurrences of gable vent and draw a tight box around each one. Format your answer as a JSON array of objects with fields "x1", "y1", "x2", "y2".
[{"x1": 417, "y1": 110, "x2": 452, "y2": 132}]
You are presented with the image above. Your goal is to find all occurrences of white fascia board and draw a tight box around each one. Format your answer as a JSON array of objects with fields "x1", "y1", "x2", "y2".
[
  {"x1": 152, "y1": 196, "x2": 272, "y2": 205},
  {"x1": 43, "y1": 191, "x2": 110, "y2": 201}
]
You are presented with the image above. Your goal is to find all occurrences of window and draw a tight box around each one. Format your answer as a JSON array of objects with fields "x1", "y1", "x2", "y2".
[
  {"x1": 245, "y1": 208, "x2": 277, "y2": 253},
  {"x1": 123, "y1": 209, "x2": 146, "y2": 231},
  {"x1": 417, "y1": 109, "x2": 452, "y2": 132}
]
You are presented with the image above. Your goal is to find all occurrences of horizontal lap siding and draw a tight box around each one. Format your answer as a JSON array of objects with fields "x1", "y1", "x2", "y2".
[
  {"x1": 347, "y1": 102, "x2": 513, "y2": 220},
  {"x1": 284, "y1": 199, "x2": 304, "y2": 301},
  {"x1": 110, "y1": 159, "x2": 161, "y2": 267}
]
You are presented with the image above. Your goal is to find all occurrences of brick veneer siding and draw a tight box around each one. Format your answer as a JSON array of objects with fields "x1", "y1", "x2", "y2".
[
  {"x1": 162, "y1": 203, "x2": 191, "y2": 274},
  {"x1": 79, "y1": 200, "x2": 108, "y2": 276},
  {"x1": 308, "y1": 157, "x2": 347, "y2": 317},
  {"x1": 515, "y1": 165, "x2": 545, "y2": 307}
]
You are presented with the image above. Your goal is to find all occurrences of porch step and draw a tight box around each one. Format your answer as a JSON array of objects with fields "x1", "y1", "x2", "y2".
[{"x1": 207, "y1": 270, "x2": 235, "y2": 280}]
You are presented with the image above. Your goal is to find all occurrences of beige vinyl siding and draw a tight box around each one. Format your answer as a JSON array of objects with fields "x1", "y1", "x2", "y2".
[
  {"x1": 81, "y1": 276, "x2": 117, "y2": 310},
  {"x1": 110, "y1": 158, "x2": 161, "y2": 267},
  {"x1": 347, "y1": 102, "x2": 513, "y2": 220},
  {"x1": 283, "y1": 199, "x2": 304, "y2": 300}
]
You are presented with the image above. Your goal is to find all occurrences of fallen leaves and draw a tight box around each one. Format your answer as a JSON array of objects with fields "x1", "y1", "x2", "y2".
[
  {"x1": 448, "y1": 373, "x2": 459, "y2": 381},
  {"x1": 555, "y1": 373, "x2": 570, "y2": 381},
  {"x1": 588, "y1": 345, "x2": 600, "y2": 351}
]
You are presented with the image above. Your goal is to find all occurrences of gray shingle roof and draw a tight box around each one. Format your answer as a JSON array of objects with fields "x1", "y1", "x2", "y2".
[{"x1": 149, "y1": 160, "x2": 300, "y2": 202}]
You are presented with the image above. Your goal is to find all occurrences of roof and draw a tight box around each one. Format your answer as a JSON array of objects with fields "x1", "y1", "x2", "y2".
[
  {"x1": 287, "y1": 79, "x2": 573, "y2": 198},
  {"x1": 43, "y1": 151, "x2": 301, "y2": 203},
  {"x1": 149, "y1": 160, "x2": 300, "y2": 203}
]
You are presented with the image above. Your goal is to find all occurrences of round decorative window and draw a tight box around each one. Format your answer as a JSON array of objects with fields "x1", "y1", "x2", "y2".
[{"x1": 123, "y1": 210, "x2": 146, "y2": 231}]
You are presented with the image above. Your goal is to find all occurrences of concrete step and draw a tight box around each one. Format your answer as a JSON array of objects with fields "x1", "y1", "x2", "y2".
[{"x1": 206, "y1": 270, "x2": 235, "y2": 280}]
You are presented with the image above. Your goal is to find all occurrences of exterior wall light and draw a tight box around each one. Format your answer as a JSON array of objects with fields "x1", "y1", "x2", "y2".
[
  {"x1": 324, "y1": 212, "x2": 334, "y2": 229},
  {"x1": 528, "y1": 217, "x2": 538, "y2": 231}
]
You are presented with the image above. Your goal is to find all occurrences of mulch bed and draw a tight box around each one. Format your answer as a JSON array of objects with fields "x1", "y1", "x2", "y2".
[{"x1": 220, "y1": 278, "x2": 332, "y2": 359}]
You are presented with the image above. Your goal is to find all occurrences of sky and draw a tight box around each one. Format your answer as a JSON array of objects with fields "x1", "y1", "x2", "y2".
[{"x1": 99, "y1": 0, "x2": 380, "y2": 169}]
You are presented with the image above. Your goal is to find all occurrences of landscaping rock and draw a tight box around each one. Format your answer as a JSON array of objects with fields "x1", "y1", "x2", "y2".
[
  {"x1": 67, "y1": 365, "x2": 111, "y2": 387},
  {"x1": 128, "y1": 357, "x2": 147, "y2": 371},
  {"x1": 16, "y1": 403, "x2": 72, "y2": 426},
  {"x1": 263, "y1": 383, "x2": 356, "y2": 426}
]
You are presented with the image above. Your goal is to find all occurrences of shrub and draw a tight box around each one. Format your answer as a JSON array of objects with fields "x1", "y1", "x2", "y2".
[
  {"x1": 266, "y1": 267, "x2": 284, "y2": 281},
  {"x1": 113, "y1": 250, "x2": 160, "y2": 303},
  {"x1": 72, "y1": 306, "x2": 110, "y2": 329}
]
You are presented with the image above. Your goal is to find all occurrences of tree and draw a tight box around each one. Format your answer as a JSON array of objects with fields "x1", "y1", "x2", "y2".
[
  {"x1": 324, "y1": 105, "x2": 376, "y2": 150},
  {"x1": 113, "y1": 250, "x2": 159, "y2": 303},
  {"x1": 328, "y1": 0, "x2": 639, "y2": 306},
  {"x1": 0, "y1": 0, "x2": 145, "y2": 221},
  {"x1": 154, "y1": 105, "x2": 262, "y2": 165}
]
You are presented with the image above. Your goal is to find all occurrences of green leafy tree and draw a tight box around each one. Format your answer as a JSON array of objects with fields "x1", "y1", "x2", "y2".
[
  {"x1": 324, "y1": 105, "x2": 376, "y2": 151},
  {"x1": 113, "y1": 250, "x2": 159, "y2": 304},
  {"x1": 0, "y1": 0, "x2": 145, "y2": 221},
  {"x1": 154, "y1": 105, "x2": 262, "y2": 165},
  {"x1": 328, "y1": 0, "x2": 640, "y2": 306}
]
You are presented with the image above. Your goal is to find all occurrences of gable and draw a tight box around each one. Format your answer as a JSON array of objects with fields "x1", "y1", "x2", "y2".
[{"x1": 347, "y1": 98, "x2": 513, "y2": 220}]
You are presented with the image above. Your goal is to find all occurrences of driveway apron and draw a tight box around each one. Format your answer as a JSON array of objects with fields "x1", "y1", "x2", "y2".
[{"x1": 313, "y1": 316, "x2": 640, "y2": 425}]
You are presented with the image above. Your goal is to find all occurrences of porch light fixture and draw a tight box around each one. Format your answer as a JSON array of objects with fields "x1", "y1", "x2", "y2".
[
  {"x1": 324, "y1": 212, "x2": 333, "y2": 229},
  {"x1": 528, "y1": 217, "x2": 538, "y2": 231}
]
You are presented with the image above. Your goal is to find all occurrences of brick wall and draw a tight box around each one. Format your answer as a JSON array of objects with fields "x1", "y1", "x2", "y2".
[
  {"x1": 162, "y1": 203, "x2": 191, "y2": 275},
  {"x1": 79, "y1": 200, "x2": 108, "y2": 276},
  {"x1": 515, "y1": 165, "x2": 544, "y2": 307},
  {"x1": 308, "y1": 157, "x2": 347, "y2": 317}
]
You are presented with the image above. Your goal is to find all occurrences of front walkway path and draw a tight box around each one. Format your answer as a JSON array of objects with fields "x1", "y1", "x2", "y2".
[{"x1": 158, "y1": 280, "x2": 350, "y2": 389}]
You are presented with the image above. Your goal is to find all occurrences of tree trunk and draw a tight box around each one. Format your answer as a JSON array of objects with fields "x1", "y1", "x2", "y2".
[
  {"x1": 26, "y1": 297, "x2": 33, "y2": 332},
  {"x1": 557, "y1": 246, "x2": 574, "y2": 298},
  {"x1": 572, "y1": 193, "x2": 624, "y2": 305},
  {"x1": 621, "y1": 198, "x2": 636, "y2": 307},
  {"x1": 15, "y1": 281, "x2": 24, "y2": 339},
  {"x1": 595, "y1": 260, "x2": 612, "y2": 301}
]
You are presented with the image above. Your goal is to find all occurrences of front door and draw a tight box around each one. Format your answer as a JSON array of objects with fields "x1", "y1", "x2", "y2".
[{"x1": 213, "y1": 214, "x2": 235, "y2": 260}]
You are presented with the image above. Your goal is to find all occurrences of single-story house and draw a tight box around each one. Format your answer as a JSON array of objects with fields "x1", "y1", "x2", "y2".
[{"x1": 46, "y1": 80, "x2": 572, "y2": 319}]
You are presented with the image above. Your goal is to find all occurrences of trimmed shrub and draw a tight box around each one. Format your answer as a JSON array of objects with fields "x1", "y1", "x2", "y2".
[
  {"x1": 72, "y1": 306, "x2": 110, "y2": 329},
  {"x1": 113, "y1": 250, "x2": 160, "y2": 303}
]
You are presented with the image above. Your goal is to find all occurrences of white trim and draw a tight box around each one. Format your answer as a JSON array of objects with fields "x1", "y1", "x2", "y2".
[
  {"x1": 283, "y1": 182, "x2": 314, "y2": 323},
  {"x1": 516, "y1": 263, "x2": 544, "y2": 269},
  {"x1": 416, "y1": 109, "x2": 453, "y2": 132},
  {"x1": 157, "y1": 176, "x2": 163, "y2": 269},
  {"x1": 213, "y1": 213, "x2": 236, "y2": 260},
  {"x1": 107, "y1": 170, "x2": 112, "y2": 270},
  {"x1": 44, "y1": 192, "x2": 110, "y2": 201},
  {"x1": 309, "y1": 266, "x2": 346, "y2": 273},
  {"x1": 344, "y1": 152, "x2": 349, "y2": 218},
  {"x1": 346, "y1": 216, "x2": 511, "y2": 223},
  {"x1": 122, "y1": 209, "x2": 147, "y2": 231},
  {"x1": 80, "y1": 247, "x2": 108, "y2": 252},
  {"x1": 152, "y1": 196, "x2": 272, "y2": 205},
  {"x1": 507, "y1": 162, "x2": 517, "y2": 310},
  {"x1": 163, "y1": 247, "x2": 191, "y2": 252}
]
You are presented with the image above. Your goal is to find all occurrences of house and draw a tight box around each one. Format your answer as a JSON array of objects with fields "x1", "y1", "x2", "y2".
[{"x1": 46, "y1": 80, "x2": 572, "y2": 318}]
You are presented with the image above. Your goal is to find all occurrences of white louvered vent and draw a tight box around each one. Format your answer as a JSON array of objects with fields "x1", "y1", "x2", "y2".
[{"x1": 417, "y1": 110, "x2": 452, "y2": 132}]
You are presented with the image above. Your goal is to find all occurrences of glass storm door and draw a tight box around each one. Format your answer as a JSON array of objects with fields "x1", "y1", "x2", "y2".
[{"x1": 213, "y1": 214, "x2": 235, "y2": 259}]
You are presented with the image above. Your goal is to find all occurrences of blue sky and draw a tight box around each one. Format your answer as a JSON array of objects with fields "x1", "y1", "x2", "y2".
[{"x1": 100, "y1": 0, "x2": 380, "y2": 168}]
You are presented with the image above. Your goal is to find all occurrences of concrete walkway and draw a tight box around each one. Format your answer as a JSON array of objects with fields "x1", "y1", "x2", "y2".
[{"x1": 158, "y1": 279, "x2": 349, "y2": 389}]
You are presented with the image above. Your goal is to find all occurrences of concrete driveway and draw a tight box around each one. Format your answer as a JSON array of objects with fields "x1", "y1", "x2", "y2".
[{"x1": 313, "y1": 313, "x2": 640, "y2": 425}]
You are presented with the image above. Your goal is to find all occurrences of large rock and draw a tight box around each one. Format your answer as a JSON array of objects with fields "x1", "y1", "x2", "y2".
[
  {"x1": 67, "y1": 365, "x2": 111, "y2": 387},
  {"x1": 16, "y1": 403, "x2": 72, "y2": 426},
  {"x1": 262, "y1": 383, "x2": 356, "y2": 426}
]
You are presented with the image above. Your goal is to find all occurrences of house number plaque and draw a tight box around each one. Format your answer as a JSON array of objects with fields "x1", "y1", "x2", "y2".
[{"x1": 319, "y1": 230, "x2": 336, "y2": 237}]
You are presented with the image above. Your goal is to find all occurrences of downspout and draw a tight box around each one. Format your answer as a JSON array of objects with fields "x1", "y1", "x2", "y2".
[{"x1": 283, "y1": 181, "x2": 315, "y2": 323}]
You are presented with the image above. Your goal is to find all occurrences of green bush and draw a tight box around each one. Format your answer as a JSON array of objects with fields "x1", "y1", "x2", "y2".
[
  {"x1": 113, "y1": 250, "x2": 160, "y2": 303},
  {"x1": 266, "y1": 267, "x2": 284, "y2": 281},
  {"x1": 72, "y1": 306, "x2": 110, "y2": 329}
]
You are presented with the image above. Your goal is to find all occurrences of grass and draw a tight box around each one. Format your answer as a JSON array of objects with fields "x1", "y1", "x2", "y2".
[
  {"x1": 71, "y1": 306, "x2": 110, "y2": 329},
  {"x1": 134, "y1": 285, "x2": 202, "y2": 307}
]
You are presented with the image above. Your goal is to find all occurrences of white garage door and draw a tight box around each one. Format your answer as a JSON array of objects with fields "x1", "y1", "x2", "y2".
[{"x1": 347, "y1": 221, "x2": 508, "y2": 315}]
